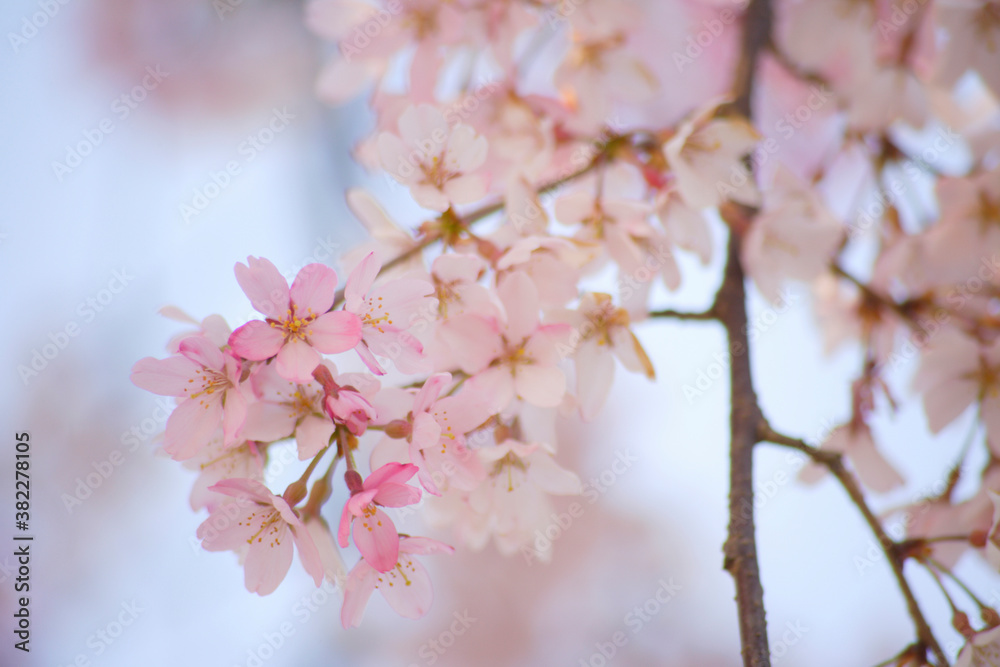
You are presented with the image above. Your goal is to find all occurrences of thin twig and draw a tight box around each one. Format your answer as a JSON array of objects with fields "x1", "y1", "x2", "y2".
[{"x1": 758, "y1": 422, "x2": 950, "y2": 667}]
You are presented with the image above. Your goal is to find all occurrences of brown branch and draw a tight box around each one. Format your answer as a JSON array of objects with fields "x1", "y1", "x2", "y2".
[
  {"x1": 757, "y1": 423, "x2": 950, "y2": 667},
  {"x1": 717, "y1": 228, "x2": 769, "y2": 667},
  {"x1": 330, "y1": 150, "x2": 608, "y2": 309},
  {"x1": 647, "y1": 307, "x2": 718, "y2": 321},
  {"x1": 719, "y1": 1, "x2": 774, "y2": 665}
]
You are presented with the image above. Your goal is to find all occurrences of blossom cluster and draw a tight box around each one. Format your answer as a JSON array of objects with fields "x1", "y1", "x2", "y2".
[{"x1": 131, "y1": 0, "x2": 1000, "y2": 658}]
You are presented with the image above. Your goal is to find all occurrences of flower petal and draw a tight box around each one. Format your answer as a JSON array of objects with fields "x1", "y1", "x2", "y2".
[{"x1": 235, "y1": 256, "x2": 290, "y2": 319}]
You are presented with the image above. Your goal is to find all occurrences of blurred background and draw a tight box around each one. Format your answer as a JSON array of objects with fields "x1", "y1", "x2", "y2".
[{"x1": 0, "y1": 0, "x2": 994, "y2": 665}]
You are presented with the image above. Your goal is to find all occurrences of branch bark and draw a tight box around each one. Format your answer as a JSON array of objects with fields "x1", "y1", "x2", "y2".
[
  {"x1": 717, "y1": 1, "x2": 774, "y2": 665},
  {"x1": 717, "y1": 230, "x2": 770, "y2": 667}
]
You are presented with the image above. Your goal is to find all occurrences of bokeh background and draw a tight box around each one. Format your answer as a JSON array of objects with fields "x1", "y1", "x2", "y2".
[{"x1": 0, "y1": 1, "x2": 994, "y2": 666}]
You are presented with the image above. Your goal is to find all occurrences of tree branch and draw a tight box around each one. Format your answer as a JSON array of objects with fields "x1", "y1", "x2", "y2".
[
  {"x1": 647, "y1": 307, "x2": 717, "y2": 321},
  {"x1": 718, "y1": 0, "x2": 774, "y2": 664},
  {"x1": 757, "y1": 423, "x2": 950, "y2": 667},
  {"x1": 717, "y1": 228, "x2": 769, "y2": 667}
]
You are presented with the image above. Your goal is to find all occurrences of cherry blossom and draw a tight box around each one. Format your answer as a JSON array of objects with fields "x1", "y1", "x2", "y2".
[
  {"x1": 344, "y1": 251, "x2": 436, "y2": 375},
  {"x1": 340, "y1": 536, "x2": 454, "y2": 628},
  {"x1": 551, "y1": 292, "x2": 655, "y2": 420},
  {"x1": 376, "y1": 104, "x2": 489, "y2": 212},
  {"x1": 338, "y1": 462, "x2": 422, "y2": 572},
  {"x1": 228, "y1": 258, "x2": 362, "y2": 383},
  {"x1": 130, "y1": 336, "x2": 248, "y2": 460},
  {"x1": 198, "y1": 478, "x2": 323, "y2": 595},
  {"x1": 440, "y1": 271, "x2": 570, "y2": 411}
]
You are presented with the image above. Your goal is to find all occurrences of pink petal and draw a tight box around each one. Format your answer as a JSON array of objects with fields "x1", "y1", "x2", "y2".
[
  {"x1": 466, "y1": 367, "x2": 516, "y2": 413},
  {"x1": 444, "y1": 124, "x2": 488, "y2": 172},
  {"x1": 514, "y1": 364, "x2": 566, "y2": 407},
  {"x1": 229, "y1": 321, "x2": 285, "y2": 361},
  {"x1": 310, "y1": 311, "x2": 363, "y2": 353},
  {"x1": 341, "y1": 562, "x2": 378, "y2": 629},
  {"x1": 377, "y1": 555, "x2": 434, "y2": 619},
  {"x1": 294, "y1": 415, "x2": 335, "y2": 460},
  {"x1": 498, "y1": 272, "x2": 540, "y2": 343},
  {"x1": 291, "y1": 525, "x2": 325, "y2": 587},
  {"x1": 410, "y1": 411, "x2": 442, "y2": 452},
  {"x1": 240, "y1": 401, "x2": 298, "y2": 443},
  {"x1": 345, "y1": 252, "x2": 381, "y2": 312},
  {"x1": 414, "y1": 373, "x2": 451, "y2": 414},
  {"x1": 575, "y1": 339, "x2": 615, "y2": 421},
  {"x1": 235, "y1": 257, "x2": 290, "y2": 319},
  {"x1": 366, "y1": 462, "x2": 419, "y2": 489},
  {"x1": 353, "y1": 508, "x2": 400, "y2": 572},
  {"x1": 527, "y1": 452, "x2": 583, "y2": 495},
  {"x1": 355, "y1": 341, "x2": 387, "y2": 375},
  {"x1": 399, "y1": 536, "x2": 455, "y2": 556},
  {"x1": 130, "y1": 355, "x2": 199, "y2": 396},
  {"x1": 849, "y1": 428, "x2": 904, "y2": 493},
  {"x1": 436, "y1": 314, "x2": 502, "y2": 374},
  {"x1": 244, "y1": 523, "x2": 294, "y2": 595},
  {"x1": 179, "y1": 335, "x2": 226, "y2": 370},
  {"x1": 411, "y1": 184, "x2": 451, "y2": 212},
  {"x1": 337, "y1": 502, "x2": 352, "y2": 548},
  {"x1": 923, "y1": 378, "x2": 978, "y2": 433},
  {"x1": 377, "y1": 133, "x2": 419, "y2": 185},
  {"x1": 398, "y1": 104, "x2": 449, "y2": 148},
  {"x1": 372, "y1": 482, "x2": 422, "y2": 508},
  {"x1": 443, "y1": 173, "x2": 488, "y2": 206},
  {"x1": 276, "y1": 338, "x2": 322, "y2": 384},
  {"x1": 164, "y1": 397, "x2": 223, "y2": 460},
  {"x1": 209, "y1": 478, "x2": 274, "y2": 505},
  {"x1": 290, "y1": 263, "x2": 338, "y2": 315},
  {"x1": 222, "y1": 386, "x2": 248, "y2": 446}
]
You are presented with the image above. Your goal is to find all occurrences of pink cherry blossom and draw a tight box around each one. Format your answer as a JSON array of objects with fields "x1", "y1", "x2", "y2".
[
  {"x1": 551, "y1": 292, "x2": 656, "y2": 420},
  {"x1": 377, "y1": 104, "x2": 489, "y2": 212},
  {"x1": 338, "y1": 463, "x2": 422, "y2": 572},
  {"x1": 664, "y1": 103, "x2": 761, "y2": 209},
  {"x1": 185, "y1": 436, "x2": 263, "y2": 512},
  {"x1": 742, "y1": 167, "x2": 844, "y2": 302},
  {"x1": 240, "y1": 361, "x2": 335, "y2": 459},
  {"x1": 369, "y1": 373, "x2": 490, "y2": 494},
  {"x1": 340, "y1": 536, "x2": 454, "y2": 628},
  {"x1": 312, "y1": 362, "x2": 380, "y2": 437},
  {"x1": 344, "y1": 252, "x2": 436, "y2": 375},
  {"x1": 197, "y1": 478, "x2": 323, "y2": 595},
  {"x1": 461, "y1": 439, "x2": 582, "y2": 561},
  {"x1": 130, "y1": 336, "x2": 248, "y2": 460},
  {"x1": 439, "y1": 271, "x2": 570, "y2": 411},
  {"x1": 228, "y1": 257, "x2": 362, "y2": 383},
  {"x1": 913, "y1": 328, "x2": 1000, "y2": 445}
]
